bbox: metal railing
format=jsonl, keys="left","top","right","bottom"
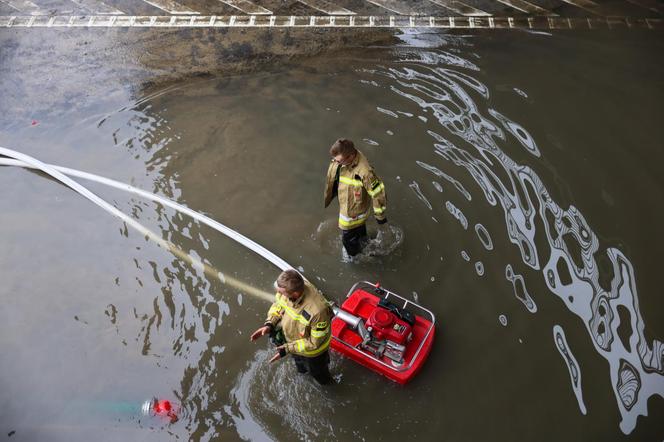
{"left": 0, "top": 15, "right": 661, "bottom": 29}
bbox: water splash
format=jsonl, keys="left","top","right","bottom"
{"left": 227, "top": 349, "right": 340, "bottom": 440}
{"left": 361, "top": 224, "right": 405, "bottom": 259}
{"left": 313, "top": 219, "right": 404, "bottom": 263}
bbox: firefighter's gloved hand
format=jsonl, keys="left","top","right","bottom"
{"left": 269, "top": 346, "right": 287, "bottom": 363}
{"left": 250, "top": 325, "right": 271, "bottom": 342}
{"left": 376, "top": 217, "right": 388, "bottom": 225}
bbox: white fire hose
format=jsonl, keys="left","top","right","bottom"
{"left": 0, "top": 147, "right": 357, "bottom": 322}
{"left": 0, "top": 146, "right": 293, "bottom": 302}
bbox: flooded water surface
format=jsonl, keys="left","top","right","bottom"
{"left": 1, "top": 30, "right": 663, "bottom": 440}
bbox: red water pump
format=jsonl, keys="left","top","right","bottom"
{"left": 331, "top": 282, "right": 435, "bottom": 384}
{"left": 362, "top": 298, "right": 414, "bottom": 364}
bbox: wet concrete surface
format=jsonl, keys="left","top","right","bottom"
{"left": 0, "top": 27, "right": 395, "bottom": 126}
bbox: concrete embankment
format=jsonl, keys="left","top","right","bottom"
{"left": 0, "top": 27, "right": 394, "bottom": 124}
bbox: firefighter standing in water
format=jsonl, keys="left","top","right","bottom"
{"left": 324, "top": 138, "right": 387, "bottom": 256}
{"left": 250, "top": 269, "right": 334, "bottom": 385}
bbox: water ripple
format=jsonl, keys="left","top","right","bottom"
{"left": 505, "top": 264, "right": 538, "bottom": 314}
{"left": 553, "top": 325, "right": 587, "bottom": 415}
{"left": 366, "top": 47, "right": 664, "bottom": 433}
{"left": 226, "top": 349, "right": 340, "bottom": 441}
{"left": 474, "top": 223, "right": 493, "bottom": 251}
{"left": 488, "top": 109, "right": 541, "bottom": 158}
{"left": 475, "top": 261, "right": 484, "bottom": 277}
{"left": 376, "top": 106, "right": 399, "bottom": 118}
{"left": 409, "top": 181, "right": 433, "bottom": 210}
{"left": 416, "top": 160, "right": 472, "bottom": 201}
{"left": 397, "top": 50, "right": 481, "bottom": 71}
{"left": 445, "top": 200, "right": 468, "bottom": 230}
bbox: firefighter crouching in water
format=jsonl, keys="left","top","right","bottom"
{"left": 250, "top": 269, "right": 334, "bottom": 385}
{"left": 324, "top": 138, "right": 387, "bottom": 257}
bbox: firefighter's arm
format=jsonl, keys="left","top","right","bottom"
{"left": 284, "top": 312, "right": 331, "bottom": 356}
{"left": 254, "top": 298, "right": 284, "bottom": 342}
{"left": 263, "top": 297, "right": 284, "bottom": 329}
{"left": 324, "top": 161, "right": 339, "bottom": 208}
{"left": 363, "top": 169, "right": 387, "bottom": 223}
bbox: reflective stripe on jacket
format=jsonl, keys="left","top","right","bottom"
{"left": 323, "top": 150, "right": 387, "bottom": 230}
{"left": 264, "top": 281, "right": 333, "bottom": 357}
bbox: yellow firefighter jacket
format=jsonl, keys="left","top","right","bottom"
{"left": 324, "top": 150, "right": 387, "bottom": 230}
{"left": 264, "top": 281, "right": 333, "bottom": 358}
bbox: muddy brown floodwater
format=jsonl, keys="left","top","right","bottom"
{"left": 1, "top": 28, "right": 663, "bottom": 441}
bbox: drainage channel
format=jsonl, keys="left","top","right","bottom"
{"left": 1, "top": 14, "right": 662, "bottom": 29}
